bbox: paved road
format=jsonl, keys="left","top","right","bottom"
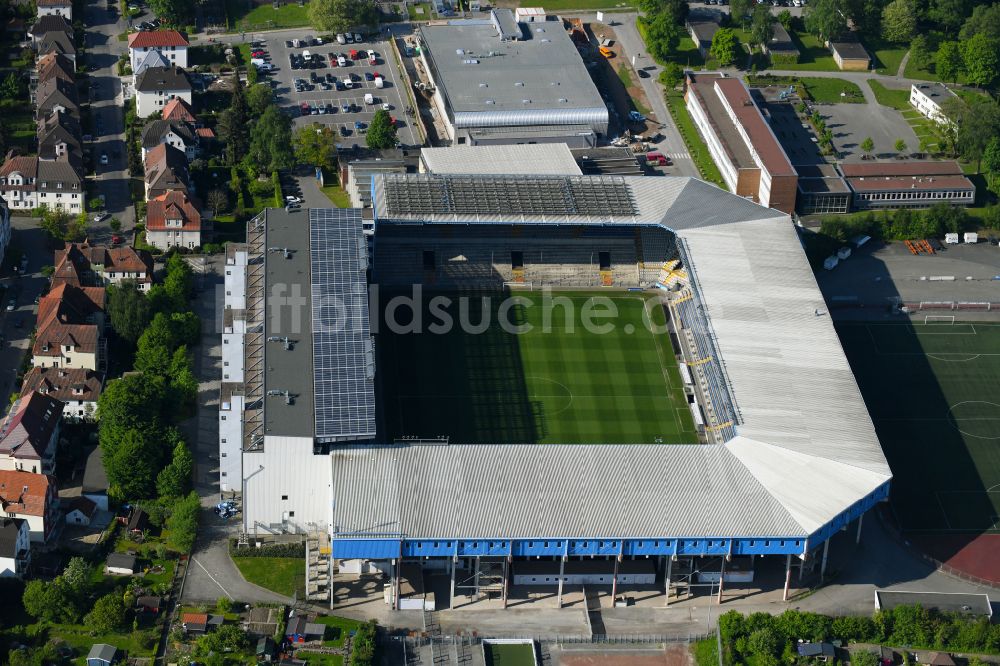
{"left": 83, "top": 0, "right": 135, "bottom": 234}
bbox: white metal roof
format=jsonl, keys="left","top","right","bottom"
{"left": 330, "top": 174, "right": 892, "bottom": 541}
{"left": 420, "top": 144, "right": 582, "bottom": 176}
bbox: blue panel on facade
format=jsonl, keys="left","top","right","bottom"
{"left": 402, "top": 541, "right": 457, "bottom": 557}
{"left": 567, "top": 540, "right": 621, "bottom": 556}
{"left": 332, "top": 539, "right": 399, "bottom": 559}
{"left": 457, "top": 540, "right": 510, "bottom": 557}
{"left": 623, "top": 540, "right": 677, "bottom": 556}
{"left": 808, "top": 481, "right": 890, "bottom": 548}
{"left": 512, "top": 540, "right": 567, "bottom": 557}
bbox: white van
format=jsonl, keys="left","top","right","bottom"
{"left": 364, "top": 93, "right": 375, "bottom": 104}
{"left": 374, "top": 76, "right": 384, "bottom": 88}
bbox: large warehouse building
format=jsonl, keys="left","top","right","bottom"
{"left": 221, "top": 159, "right": 890, "bottom": 608}
{"left": 417, "top": 10, "right": 609, "bottom": 147}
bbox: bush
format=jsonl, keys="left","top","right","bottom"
{"left": 229, "top": 540, "right": 306, "bottom": 558}
{"left": 770, "top": 52, "right": 800, "bottom": 65}
{"left": 350, "top": 620, "right": 377, "bottom": 666}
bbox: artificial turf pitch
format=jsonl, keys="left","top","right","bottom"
{"left": 377, "top": 290, "right": 695, "bottom": 445}
{"left": 836, "top": 321, "right": 1000, "bottom": 533}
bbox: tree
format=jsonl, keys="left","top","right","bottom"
{"left": 246, "top": 61, "right": 258, "bottom": 85}
{"left": 894, "top": 138, "right": 907, "bottom": 153}
{"left": 246, "top": 82, "right": 274, "bottom": 116}
{"left": 62, "top": 557, "right": 94, "bottom": 596}
{"left": 918, "top": 134, "right": 934, "bottom": 155}
{"left": 777, "top": 9, "right": 794, "bottom": 30}
{"left": 951, "top": 95, "right": 1000, "bottom": 169}
{"left": 147, "top": 0, "right": 195, "bottom": 24}
{"left": 218, "top": 75, "right": 250, "bottom": 165}
{"left": 960, "top": 3, "right": 1000, "bottom": 40}
{"left": 366, "top": 110, "right": 398, "bottom": 149}
{"left": 156, "top": 440, "right": 193, "bottom": 498}
{"left": 961, "top": 33, "right": 1000, "bottom": 87}
{"left": 22, "top": 578, "right": 80, "bottom": 623}
{"left": 853, "top": 653, "right": 880, "bottom": 666}
{"left": 861, "top": 136, "right": 875, "bottom": 158}
{"left": 983, "top": 136, "right": 1000, "bottom": 184}
{"left": 85, "top": 593, "right": 128, "bottom": 633}
{"left": 293, "top": 124, "right": 338, "bottom": 170}
{"left": 0, "top": 72, "right": 23, "bottom": 101}
{"left": 710, "top": 28, "right": 742, "bottom": 66}
{"left": 730, "top": 0, "right": 752, "bottom": 27}
{"left": 659, "top": 62, "right": 685, "bottom": 88}
{"left": 207, "top": 188, "right": 230, "bottom": 217}
{"left": 107, "top": 280, "right": 151, "bottom": 345}
{"left": 37, "top": 206, "right": 70, "bottom": 241}
{"left": 927, "top": 0, "right": 974, "bottom": 34}
{"left": 750, "top": 4, "right": 774, "bottom": 51}
{"left": 166, "top": 490, "right": 200, "bottom": 553}
{"left": 804, "top": 0, "right": 848, "bottom": 39}
{"left": 909, "top": 33, "right": 933, "bottom": 70}
{"left": 935, "top": 41, "right": 964, "bottom": 82}
{"left": 164, "top": 253, "right": 195, "bottom": 305}
{"left": 640, "top": 11, "right": 683, "bottom": 61}
{"left": 107, "top": 428, "right": 159, "bottom": 500}
{"left": 308, "top": 0, "right": 378, "bottom": 33}
{"left": 881, "top": 0, "right": 917, "bottom": 42}
{"left": 249, "top": 105, "right": 295, "bottom": 173}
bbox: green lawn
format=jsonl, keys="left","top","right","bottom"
{"left": 539, "top": 0, "right": 632, "bottom": 9}
{"left": 903, "top": 56, "right": 938, "bottom": 82}
{"left": 484, "top": 643, "right": 536, "bottom": 666}
{"left": 298, "top": 653, "right": 344, "bottom": 666}
{"left": 43, "top": 622, "right": 157, "bottom": 666}
{"left": 692, "top": 637, "right": 720, "bottom": 666}
{"left": 225, "top": 0, "right": 310, "bottom": 30}
{"left": 616, "top": 64, "right": 651, "bottom": 116}
{"left": 321, "top": 183, "right": 351, "bottom": 208}
{"left": 868, "top": 79, "right": 910, "bottom": 110}
{"left": 664, "top": 90, "right": 725, "bottom": 188}
{"left": 378, "top": 290, "right": 695, "bottom": 444}
{"left": 407, "top": 1, "right": 431, "bottom": 19}
{"left": 869, "top": 42, "right": 908, "bottom": 75}
{"left": 315, "top": 615, "right": 363, "bottom": 648}
{"left": 768, "top": 31, "right": 839, "bottom": 71}
{"left": 232, "top": 556, "right": 303, "bottom": 597}
{"left": 836, "top": 322, "right": 1000, "bottom": 533}
{"left": 799, "top": 77, "right": 864, "bottom": 103}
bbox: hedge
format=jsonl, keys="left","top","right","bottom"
{"left": 229, "top": 540, "right": 306, "bottom": 558}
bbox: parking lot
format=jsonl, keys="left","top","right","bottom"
{"left": 253, "top": 33, "right": 420, "bottom": 147}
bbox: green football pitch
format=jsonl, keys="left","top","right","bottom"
{"left": 377, "top": 290, "right": 695, "bottom": 444}
{"left": 836, "top": 321, "right": 1000, "bottom": 533}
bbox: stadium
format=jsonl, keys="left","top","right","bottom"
{"left": 221, "top": 168, "right": 892, "bottom": 608}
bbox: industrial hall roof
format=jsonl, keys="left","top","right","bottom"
{"left": 330, "top": 172, "right": 892, "bottom": 544}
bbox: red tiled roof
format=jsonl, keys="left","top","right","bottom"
{"left": 146, "top": 190, "right": 202, "bottom": 231}
{"left": 106, "top": 246, "right": 154, "bottom": 276}
{"left": 162, "top": 97, "right": 196, "bottom": 123}
{"left": 840, "top": 161, "right": 964, "bottom": 177}
{"left": 182, "top": 613, "right": 209, "bottom": 625}
{"left": 21, "top": 367, "right": 103, "bottom": 404}
{"left": 0, "top": 470, "right": 54, "bottom": 517}
{"left": 33, "top": 323, "right": 98, "bottom": 356}
{"left": 846, "top": 174, "right": 974, "bottom": 192}
{"left": 195, "top": 127, "right": 215, "bottom": 138}
{"left": 128, "top": 29, "right": 189, "bottom": 49}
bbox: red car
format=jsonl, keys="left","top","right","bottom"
{"left": 111, "top": 234, "right": 123, "bottom": 245}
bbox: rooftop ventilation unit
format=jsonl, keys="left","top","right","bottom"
{"left": 515, "top": 81, "right": 524, "bottom": 86}
{"left": 479, "top": 82, "right": 488, "bottom": 87}
{"left": 456, "top": 48, "right": 465, "bottom": 55}
{"left": 463, "top": 59, "right": 479, "bottom": 64}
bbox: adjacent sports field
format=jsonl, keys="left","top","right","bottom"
{"left": 377, "top": 290, "right": 695, "bottom": 444}
{"left": 836, "top": 321, "right": 1000, "bottom": 533}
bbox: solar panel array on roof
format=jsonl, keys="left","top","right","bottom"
{"left": 309, "top": 209, "right": 376, "bottom": 442}
{"left": 379, "top": 174, "right": 638, "bottom": 218}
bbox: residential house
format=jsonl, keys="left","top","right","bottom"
{"left": 52, "top": 242, "right": 154, "bottom": 291}
{"left": 33, "top": 283, "right": 106, "bottom": 371}
{"left": 763, "top": 22, "right": 800, "bottom": 64}
{"left": 21, "top": 367, "right": 103, "bottom": 421}
{"left": 829, "top": 38, "right": 870, "bottom": 70}
{"left": 909, "top": 83, "right": 958, "bottom": 125}
{"left": 145, "top": 190, "right": 202, "bottom": 250}
{"left": 0, "top": 158, "right": 85, "bottom": 212}
{"left": 256, "top": 637, "right": 277, "bottom": 662}
{"left": 37, "top": 111, "right": 82, "bottom": 162}
{"left": 161, "top": 97, "right": 197, "bottom": 124}
{"left": 797, "top": 643, "right": 836, "bottom": 659}
{"left": 182, "top": 613, "right": 223, "bottom": 634}
{"left": 134, "top": 66, "right": 192, "bottom": 118}
{"left": 33, "top": 52, "right": 75, "bottom": 99}
{"left": 132, "top": 48, "right": 170, "bottom": 81}
{"left": 135, "top": 595, "right": 162, "bottom": 614}
{"left": 28, "top": 14, "right": 71, "bottom": 45}
{"left": 82, "top": 446, "right": 108, "bottom": 510}
{"left": 127, "top": 30, "right": 189, "bottom": 70}
{"left": 105, "top": 552, "right": 137, "bottom": 575}
{"left": 35, "top": 27, "right": 76, "bottom": 64}
{"left": 0, "top": 517, "right": 30, "bottom": 577}
{"left": 0, "top": 469, "right": 59, "bottom": 542}
{"left": 922, "top": 655, "right": 956, "bottom": 666}
{"left": 36, "top": 0, "right": 73, "bottom": 19}
{"left": 684, "top": 9, "right": 721, "bottom": 59}
{"left": 35, "top": 76, "right": 79, "bottom": 120}
{"left": 144, "top": 143, "right": 190, "bottom": 198}
{"left": 65, "top": 495, "right": 97, "bottom": 525}
{"left": 141, "top": 119, "right": 198, "bottom": 161}
{"left": 0, "top": 390, "right": 64, "bottom": 474}
{"left": 86, "top": 645, "right": 119, "bottom": 666}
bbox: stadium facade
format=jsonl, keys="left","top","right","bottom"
{"left": 221, "top": 170, "right": 891, "bottom": 606}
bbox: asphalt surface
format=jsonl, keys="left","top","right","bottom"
{"left": 83, "top": 0, "right": 136, "bottom": 234}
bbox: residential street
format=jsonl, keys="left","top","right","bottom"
{"left": 83, "top": 0, "right": 135, "bottom": 235}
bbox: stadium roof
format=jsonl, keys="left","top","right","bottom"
{"left": 418, "top": 18, "right": 608, "bottom": 130}
{"left": 329, "top": 173, "right": 892, "bottom": 544}
{"left": 420, "top": 144, "right": 581, "bottom": 176}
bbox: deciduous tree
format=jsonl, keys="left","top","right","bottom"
{"left": 293, "top": 123, "right": 337, "bottom": 170}
{"left": 861, "top": 136, "right": 875, "bottom": 157}
{"left": 935, "top": 41, "right": 964, "bottom": 82}
{"left": 308, "top": 0, "right": 378, "bottom": 33}
{"left": 750, "top": 4, "right": 774, "bottom": 51}
{"left": 156, "top": 440, "right": 193, "bottom": 498}
{"left": 961, "top": 33, "right": 1000, "bottom": 87}
{"left": 881, "top": 0, "right": 917, "bottom": 42}
{"left": 249, "top": 105, "right": 295, "bottom": 172}
{"left": 709, "top": 28, "right": 742, "bottom": 66}
{"left": 960, "top": 2, "right": 1000, "bottom": 40}
{"left": 366, "top": 109, "right": 398, "bottom": 149}
{"left": 804, "top": 0, "right": 848, "bottom": 40}
{"left": 85, "top": 593, "right": 128, "bottom": 634}
{"left": 107, "top": 280, "right": 151, "bottom": 345}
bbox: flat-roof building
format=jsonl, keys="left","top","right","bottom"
{"left": 417, "top": 10, "right": 608, "bottom": 148}
{"left": 795, "top": 164, "right": 851, "bottom": 215}
{"left": 841, "top": 161, "right": 975, "bottom": 210}
{"left": 909, "top": 83, "right": 958, "bottom": 125}
{"left": 685, "top": 72, "right": 798, "bottom": 213}
{"left": 830, "top": 38, "right": 870, "bottom": 71}
{"left": 764, "top": 23, "right": 800, "bottom": 63}
{"left": 685, "top": 9, "right": 721, "bottom": 58}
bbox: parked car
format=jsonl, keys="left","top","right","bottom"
{"left": 364, "top": 71, "right": 375, "bottom": 81}
{"left": 94, "top": 212, "right": 110, "bottom": 222}
{"left": 382, "top": 102, "right": 391, "bottom": 111}
{"left": 111, "top": 234, "right": 123, "bottom": 245}
{"left": 354, "top": 33, "right": 363, "bottom": 42}
{"left": 300, "top": 103, "right": 311, "bottom": 116}
{"left": 100, "top": 152, "right": 109, "bottom": 165}
{"left": 336, "top": 33, "right": 346, "bottom": 44}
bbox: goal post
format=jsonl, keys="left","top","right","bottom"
{"left": 924, "top": 315, "right": 956, "bottom": 325}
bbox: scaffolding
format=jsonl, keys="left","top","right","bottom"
{"left": 243, "top": 211, "right": 267, "bottom": 453}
